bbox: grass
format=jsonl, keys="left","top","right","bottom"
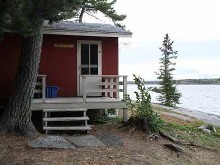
{"left": 125, "top": 103, "right": 220, "bottom": 151}
{"left": 161, "top": 119, "right": 220, "bottom": 151}
{"left": 150, "top": 105, "right": 220, "bottom": 150}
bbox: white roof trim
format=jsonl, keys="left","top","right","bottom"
{"left": 43, "top": 29, "right": 132, "bottom": 38}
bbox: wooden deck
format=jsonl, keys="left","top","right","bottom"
{"left": 32, "top": 75, "right": 129, "bottom": 125}
{"left": 32, "top": 97, "right": 127, "bottom": 111}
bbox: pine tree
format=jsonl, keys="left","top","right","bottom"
{"left": 0, "top": 0, "right": 83, "bottom": 136}
{"left": 156, "top": 34, "right": 181, "bottom": 107}
{"left": 77, "top": 0, "right": 126, "bottom": 27}
{"left": 0, "top": 0, "right": 124, "bottom": 135}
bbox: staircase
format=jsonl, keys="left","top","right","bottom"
{"left": 43, "top": 108, "right": 91, "bottom": 134}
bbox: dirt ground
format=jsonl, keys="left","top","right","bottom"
{"left": 0, "top": 122, "right": 220, "bottom": 165}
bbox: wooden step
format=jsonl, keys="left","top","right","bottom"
{"left": 43, "top": 108, "right": 87, "bottom": 112}
{"left": 43, "top": 126, "right": 91, "bottom": 131}
{"left": 35, "top": 82, "right": 42, "bottom": 86}
{"left": 43, "top": 117, "right": 89, "bottom": 122}
{"left": 34, "top": 89, "right": 42, "bottom": 94}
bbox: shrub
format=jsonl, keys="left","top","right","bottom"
{"left": 124, "top": 74, "right": 163, "bottom": 133}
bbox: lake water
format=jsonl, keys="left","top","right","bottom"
{"left": 127, "top": 84, "right": 220, "bottom": 116}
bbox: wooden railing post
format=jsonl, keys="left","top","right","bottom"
{"left": 116, "top": 77, "right": 119, "bottom": 99}
{"left": 123, "top": 76, "right": 128, "bottom": 99}
{"left": 104, "top": 78, "right": 108, "bottom": 97}
{"left": 35, "top": 75, "right": 46, "bottom": 103}
{"left": 42, "top": 75, "right": 46, "bottom": 103}
{"left": 122, "top": 76, "right": 128, "bottom": 122}
{"left": 82, "top": 76, "right": 87, "bottom": 102}
{"left": 110, "top": 78, "right": 114, "bottom": 98}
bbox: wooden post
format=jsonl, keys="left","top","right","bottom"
{"left": 42, "top": 75, "right": 46, "bottom": 103}
{"left": 123, "top": 76, "right": 128, "bottom": 122}
{"left": 123, "top": 76, "right": 128, "bottom": 99}
{"left": 43, "top": 110, "right": 48, "bottom": 134}
{"left": 123, "top": 108, "right": 128, "bottom": 122}
{"left": 110, "top": 78, "right": 114, "bottom": 98}
{"left": 82, "top": 76, "right": 87, "bottom": 102}
{"left": 116, "top": 77, "right": 119, "bottom": 99}
{"left": 104, "top": 78, "right": 108, "bottom": 97}
{"left": 83, "top": 110, "right": 88, "bottom": 126}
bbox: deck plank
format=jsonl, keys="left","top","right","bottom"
{"left": 43, "top": 108, "right": 86, "bottom": 112}
{"left": 43, "top": 117, "right": 89, "bottom": 121}
{"left": 32, "top": 97, "right": 127, "bottom": 111}
{"left": 43, "top": 126, "right": 91, "bottom": 131}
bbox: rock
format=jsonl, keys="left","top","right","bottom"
{"left": 202, "top": 129, "right": 212, "bottom": 135}
{"left": 67, "top": 135, "right": 105, "bottom": 148}
{"left": 28, "top": 136, "right": 76, "bottom": 149}
{"left": 198, "top": 125, "right": 216, "bottom": 134}
{"left": 96, "top": 133, "right": 124, "bottom": 146}
{"left": 206, "top": 125, "right": 217, "bottom": 133}
{"left": 198, "top": 125, "right": 206, "bottom": 129}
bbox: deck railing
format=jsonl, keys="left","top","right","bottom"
{"left": 34, "top": 75, "right": 128, "bottom": 103}
{"left": 35, "top": 75, "right": 46, "bottom": 103}
{"left": 81, "top": 75, "right": 128, "bottom": 102}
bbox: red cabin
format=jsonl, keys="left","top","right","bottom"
{"left": 0, "top": 21, "right": 132, "bottom": 132}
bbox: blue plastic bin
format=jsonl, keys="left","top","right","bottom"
{"left": 46, "top": 86, "right": 60, "bottom": 98}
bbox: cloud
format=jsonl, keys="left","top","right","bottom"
{"left": 81, "top": 0, "right": 220, "bottom": 80}
{"left": 119, "top": 62, "right": 159, "bottom": 81}
{"left": 115, "top": 0, "right": 220, "bottom": 41}
{"left": 119, "top": 43, "right": 220, "bottom": 80}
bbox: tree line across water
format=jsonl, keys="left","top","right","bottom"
{"left": 128, "top": 78, "right": 220, "bottom": 85}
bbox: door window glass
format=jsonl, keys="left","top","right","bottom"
{"left": 81, "top": 44, "right": 89, "bottom": 65}
{"left": 90, "top": 44, "right": 98, "bottom": 65}
{"left": 80, "top": 43, "right": 99, "bottom": 75}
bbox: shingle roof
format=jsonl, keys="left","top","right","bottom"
{"left": 44, "top": 21, "right": 132, "bottom": 37}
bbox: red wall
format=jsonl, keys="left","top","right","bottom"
{"left": 39, "top": 35, "right": 77, "bottom": 97}
{"left": 102, "top": 37, "right": 118, "bottom": 75}
{"left": 0, "top": 34, "right": 118, "bottom": 99}
{"left": 0, "top": 34, "right": 22, "bottom": 101}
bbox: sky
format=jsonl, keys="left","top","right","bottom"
{"left": 86, "top": 0, "right": 220, "bottom": 81}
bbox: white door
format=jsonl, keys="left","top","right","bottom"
{"left": 77, "top": 41, "right": 102, "bottom": 96}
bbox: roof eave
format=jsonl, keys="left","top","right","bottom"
{"left": 43, "top": 29, "right": 132, "bottom": 38}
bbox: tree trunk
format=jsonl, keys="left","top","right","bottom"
{"left": 0, "top": 23, "right": 44, "bottom": 136}
{"left": 79, "top": 0, "right": 87, "bottom": 22}
{"left": 79, "top": 6, "right": 85, "bottom": 22}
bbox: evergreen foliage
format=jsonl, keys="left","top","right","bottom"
{"left": 76, "top": 0, "right": 126, "bottom": 27}
{"left": 0, "top": 0, "right": 81, "bottom": 36}
{"left": 0, "top": 0, "right": 126, "bottom": 35}
{"left": 156, "top": 34, "right": 181, "bottom": 107}
{"left": 124, "top": 75, "right": 163, "bottom": 133}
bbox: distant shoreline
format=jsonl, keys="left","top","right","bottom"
{"left": 128, "top": 78, "right": 220, "bottom": 85}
